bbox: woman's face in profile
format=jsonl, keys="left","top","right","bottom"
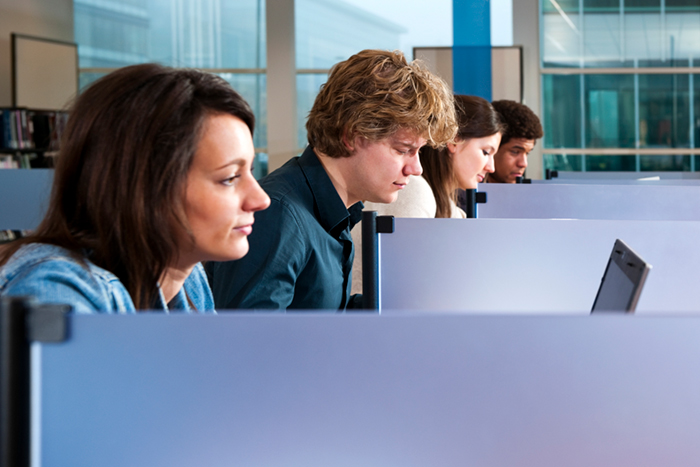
{"left": 449, "top": 132, "right": 501, "bottom": 190}
{"left": 180, "top": 114, "right": 270, "bottom": 267}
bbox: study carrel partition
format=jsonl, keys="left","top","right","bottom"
{"left": 7, "top": 305, "right": 700, "bottom": 467}
{"left": 378, "top": 218, "right": 700, "bottom": 312}
{"left": 477, "top": 183, "right": 700, "bottom": 220}
{"left": 0, "top": 169, "right": 53, "bottom": 230}
{"left": 550, "top": 170, "right": 700, "bottom": 181}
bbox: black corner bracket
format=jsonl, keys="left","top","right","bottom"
{"left": 26, "top": 304, "right": 71, "bottom": 343}
{"left": 376, "top": 215, "right": 395, "bottom": 234}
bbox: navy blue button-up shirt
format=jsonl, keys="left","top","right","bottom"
{"left": 206, "top": 146, "right": 364, "bottom": 310}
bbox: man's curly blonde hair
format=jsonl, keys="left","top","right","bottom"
{"left": 306, "top": 49, "right": 457, "bottom": 158}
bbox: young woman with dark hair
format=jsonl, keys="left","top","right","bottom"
{"left": 0, "top": 64, "right": 270, "bottom": 312}
{"left": 419, "top": 94, "right": 505, "bottom": 218}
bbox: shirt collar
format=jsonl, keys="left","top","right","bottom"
{"left": 154, "top": 283, "right": 189, "bottom": 312}
{"left": 298, "top": 146, "right": 363, "bottom": 236}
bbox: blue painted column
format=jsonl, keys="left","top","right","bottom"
{"left": 453, "top": 0, "right": 492, "bottom": 100}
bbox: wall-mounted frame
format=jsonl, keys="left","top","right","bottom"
{"left": 11, "top": 33, "right": 78, "bottom": 110}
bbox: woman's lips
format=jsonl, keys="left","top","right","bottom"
{"left": 234, "top": 224, "right": 253, "bottom": 235}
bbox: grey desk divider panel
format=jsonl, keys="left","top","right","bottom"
{"left": 33, "top": 313, "right": 700, "bottom": 466}
{"left": 0, "top": 169, "right": 53, "bottom": 230}
{"left": 379, "top": 218, "right": 700, "bottom": 312}
{"left": 534, "top": 179, "right": 700, "bottom": 186}
{"left": 477, "top": 183, "right": 700, "bottom": 220}
{"left": 553, "top": 170, "right": 700, "bottom": 180}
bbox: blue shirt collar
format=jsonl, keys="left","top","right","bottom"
{"left": 297, "top": 146, "right": 363, "bottom": 237}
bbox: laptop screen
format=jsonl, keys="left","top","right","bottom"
{"left": 591, "top": 239, "right": 651, "bottom": 313}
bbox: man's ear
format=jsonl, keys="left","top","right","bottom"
{"left": 342, "top": 132, "right": 355, "bottom": 153}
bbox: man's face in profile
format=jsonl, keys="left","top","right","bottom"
{"left": 490, "top": 137, "right": 536, "bottom": 183}
{"left": 343, "top": 129, "right": 426, "bottom": 205}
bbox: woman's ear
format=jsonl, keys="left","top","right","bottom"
{"left": 446, "top": 141, "right": 458, "bottom": 155}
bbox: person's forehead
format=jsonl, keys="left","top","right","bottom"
{"left": 505, "top": 138, "right": 535, "bottom": 151}
{"left": 387, "top": 128, "right": 426, "bottom": 145}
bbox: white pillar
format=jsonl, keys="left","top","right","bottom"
{"left": 513, "top": 0, "right": 543, "bottom": 180}
{"left": 266, "top": 0, "right": 298, "bottom": 172}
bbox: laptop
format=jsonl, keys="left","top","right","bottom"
{"left": 591, "top": 239, "right": 652, "bottom": 313}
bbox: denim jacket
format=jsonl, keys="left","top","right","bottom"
{"left": 0, "top": 243, "right": 215, "bottom": 314}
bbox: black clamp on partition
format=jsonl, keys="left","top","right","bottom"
{"left": 545, "top": 169, "right": 559, "bottom": 180}
{"left": 376, "top": 215, "right": 395, "bottom": 234}
{"left": 515, "top": 176, "right": 532, "bottom": 184}
{"left": 464, "top": 189, "right": 488, "bottom": 218}
{"left": 361, "top": 212, "right": 394, "bottom": 310}
{"left": 1, "top": 296, "right": 70, "bottom": 467}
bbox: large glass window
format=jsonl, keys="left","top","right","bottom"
{"left": 74, "top": 0, "right": 267, "bottom": 168}
{"left": 542, "top": 1, "right": 700, "bottom": 173}
{"left": 543, "top": 0, "right": 700, "bottom": 69}
{"left": 75, "top": 0, "right": 265, "bottom": 69}
{"left": 76, "top": 0, "right": 453, "bottom": 172}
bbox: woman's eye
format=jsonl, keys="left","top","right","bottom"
{"left": 222, "top": 175, "right": 241, "bottom": 186}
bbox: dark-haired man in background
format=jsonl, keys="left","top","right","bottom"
{"left": 486, "top": 100, "right": 543, "bottom": 183}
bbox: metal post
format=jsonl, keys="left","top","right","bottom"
{"left": 361, "top": 211, "right": 378, "bottom": 310}
{"left": 464, "top": 189, "right": 477, "bottom": 218}
{"left": 1, "top": 296, "right": 32, "bottom": 467}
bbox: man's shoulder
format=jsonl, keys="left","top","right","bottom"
{"left": 259, "top": 158, "right": 317, "bottom": 216}
{"left": 259, "top": 157, "right": 305, "bottom": 199}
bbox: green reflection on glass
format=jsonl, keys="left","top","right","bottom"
{"left": 543, "top": 154, "right": 583, "bottom": 172}
{"left": 638, "top": 74, "right": 690, "bottom": 149}
{"left": 639, "top": 155, "right": 691, "bottom": 171}
{"left": 543, "top": 74, "right": 582, "bottom": 149}
{"left": 585, "top": 75, "right": 636, "bottom": 149}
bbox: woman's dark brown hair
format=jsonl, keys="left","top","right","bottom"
{"left": 420, "top": 95, "right": 505, "bottom": 218}
{"left": 0, "top": 64, "right": 255, "bottom": 309}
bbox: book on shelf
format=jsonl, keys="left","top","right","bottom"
{"left": 0, "top": 108, "right": 68, "bottom": 153}
{"left": 0, "top": 229, "right": 31, "bottom": 243}
{"left": 0, "top": 154, "right": 19, "bottom": 168}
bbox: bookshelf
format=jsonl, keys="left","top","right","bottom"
{"left": 0, "top": 108, "right": 68, "bottom": 168}
{"left": 0, "top": 108, "right": 64, "bottom": 240}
